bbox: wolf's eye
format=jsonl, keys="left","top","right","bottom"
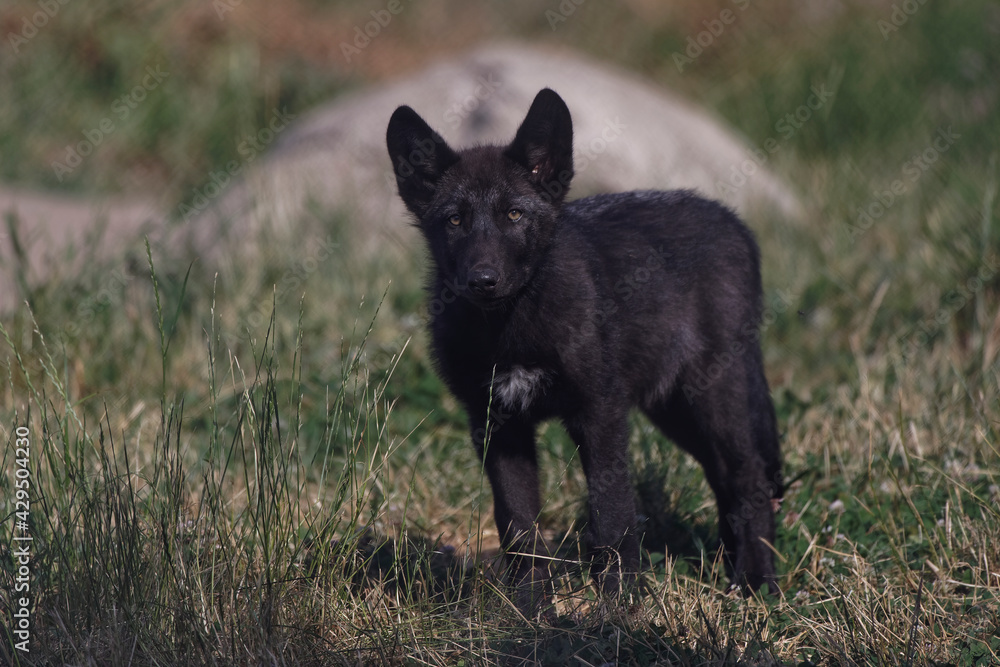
{"left": 448, "top": 214, "right": 461, "bottom": 226}
{"left": 507, "top": 209, "right": 523, "bottom": 221}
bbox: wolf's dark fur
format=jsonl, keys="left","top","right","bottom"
{"left": 386, "top": 89, "right": 782, "bottom": 611}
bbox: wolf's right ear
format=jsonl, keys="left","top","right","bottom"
{"left": 386, "top": 106, "right": 459, "bottom": 217}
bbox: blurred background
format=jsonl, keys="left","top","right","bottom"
{"left": 2, "top": 0, "right": 998, "bottom": 393}
{"left": 3, "top": 0, "right": 995, "bottom": 199}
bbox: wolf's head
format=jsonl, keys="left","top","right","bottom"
{"left": 386, "top": 89, "right": 574, "bottom": 308}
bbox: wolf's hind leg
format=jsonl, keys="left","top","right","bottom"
{"left": 643, "top": 366, "right": 779, "bottom": 593}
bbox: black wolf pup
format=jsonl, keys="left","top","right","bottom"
{"left": 386, "top": 88, "right": 783, "bottom": 611}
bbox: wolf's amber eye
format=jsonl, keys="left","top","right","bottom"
{"left": 448, "top": 214, "right": 461, "bottom": 226}
{"left": 507, "top": 209, "right": 523, "bottom": 221}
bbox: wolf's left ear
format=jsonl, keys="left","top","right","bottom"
{"left": 386, "top": 106, "right": 460, "bottom": 217}
{"left": 504, "top": 88, "right": 574, "bottom": 204}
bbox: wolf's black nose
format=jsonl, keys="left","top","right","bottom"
{"left": 468, "top": 268, "right": 499, "bottom": 295}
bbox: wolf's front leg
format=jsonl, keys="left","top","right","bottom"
{"left": 566, "top": 408, "right": 640, "bottom": 597}
{"left": 473, "top": 417, "right": 550, "bottom": 615}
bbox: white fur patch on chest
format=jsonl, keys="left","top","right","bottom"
{"left": 491, "top": 366, "right": 549, "bottom": 412}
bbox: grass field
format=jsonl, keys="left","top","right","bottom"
{"left": 2, "top": 0, "right": 1000, "bottom": 664}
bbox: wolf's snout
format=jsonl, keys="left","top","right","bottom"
{"left": 467, "top": 267, "right": 500, "bottom": 296}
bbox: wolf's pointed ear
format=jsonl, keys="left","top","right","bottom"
{"left": 386, "top": 106, "right": 460, "bottom": 217}
{"left": 504, "top": 88, "right": 574, "bottom": 204}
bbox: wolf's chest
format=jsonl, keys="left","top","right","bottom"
{"left": 490, "top": 366, "right": 551, "bottom": 412}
